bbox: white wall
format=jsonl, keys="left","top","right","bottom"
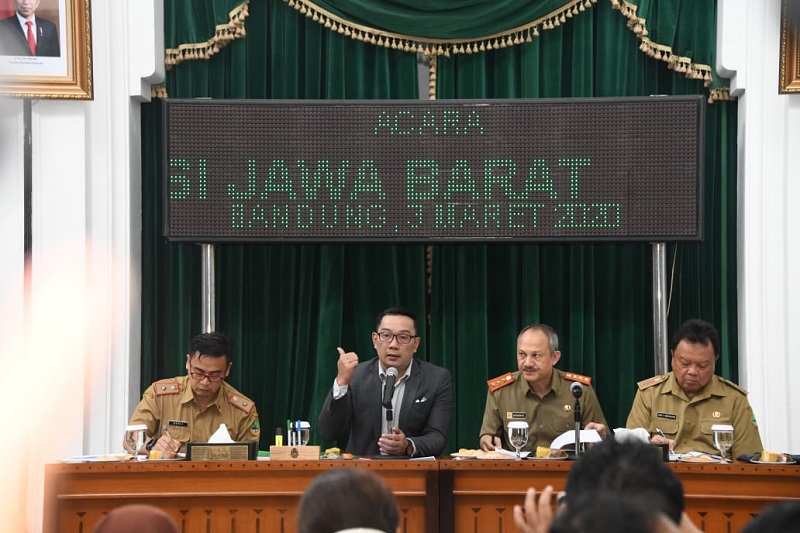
{"left": 718, "top": 0, "right": 800, "bottom": 453}
{"left": 0, "top": 1, "right": 162, "bottom": 530}
{"left": 0, "top": 0, "right": 796, "bottom": 530}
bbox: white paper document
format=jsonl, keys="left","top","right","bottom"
{"left": 550, "top": 429, "right": 602, "bottom": 450}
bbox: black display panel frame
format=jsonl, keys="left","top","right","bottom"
{"left": 163, "top": 96, "right": 704, "bottom": 243}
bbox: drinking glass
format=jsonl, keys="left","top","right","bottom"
{"left": 298, "top": 421, "right": 311, "bottom": 446}
{"left": 507, "top": 421, "right": 529, "bottom": 460}
{"left": 123, "top": 424, "right": 147, "bottom": 459}
{"left": 711, "top": 424, "right": 734, "bottom": 463}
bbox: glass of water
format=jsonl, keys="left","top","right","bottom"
{"left": 507, "top": 421, "right": 529, "bottom": 460}
{"left": 123, "top": 424, "right": 147, "bottom": 459}
{"left": 298, "top": 421, "right": 311, "bottom": 446}
{"left": 711, "top": 424, "right": 734, "bottom": 463}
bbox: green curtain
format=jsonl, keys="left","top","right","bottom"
{"left": 143, "top": 0, "right": 422, "bottom": 450}
{"left": 142, "top": 0, "right": 736, "bottom": 452}
{"left": 432, "top": 0, "right": 737, "bottom": 449}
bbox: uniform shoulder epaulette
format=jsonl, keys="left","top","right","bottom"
{"left": 228, "top": 393, "right": 256, "bottom": 414}
{"left": 719, "top": 377, "right": 748, "bottom": 395}
{"left": 487, "top": 372, "right": 516, "bottom": 393}
{"left": 563, "top": 372, "right": 592, "bottom": 386}
{"left": 637, "top": 374, "right": 668, "bottom": 390}
{"left": 153, "top": 379, "right": 181, "bottom": 396}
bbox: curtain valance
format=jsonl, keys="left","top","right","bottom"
{"left": 163, "top": 0, "right": 728, "bottom": 99}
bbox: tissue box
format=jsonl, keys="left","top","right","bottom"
{"left": 186, "top": 441, "right": 258, "bottom": 461}
{"left": 269, "top": 445, "right": 321, "bottom": 460}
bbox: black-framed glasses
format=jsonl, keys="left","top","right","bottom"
{"left": 377, "top": 332, "right": 419, "bottom": 345}
{"left": 189, "top": 369, "right": 225, "bottom": 383}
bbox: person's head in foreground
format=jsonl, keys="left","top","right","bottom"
{"left": 550, "top": 492, "right": 679, "bottom": 533}
{"left": 563, "top": 438, "right": 685, "bottom": 525}
{"left": 93, "top": 504, "right": 179, "bottom": 533}
{"left": 297, "top": 468, "right": 399, "bottom": 533}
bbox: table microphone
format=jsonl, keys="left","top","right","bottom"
{"left": 571, "top": 381, "right": 583, "bottom": 456}
{"left": 383, "top": 367, "right": 398, "bottom": 409}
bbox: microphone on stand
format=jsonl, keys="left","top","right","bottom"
{"left": 571, "top": 382, "right": 584, "bottom": 457}
{"left": 382, "top": 367, "right": 398, "bottom": 409}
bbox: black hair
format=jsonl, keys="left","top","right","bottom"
{"left": 563, "top": 439, "right": 685, "bottom": 525}
{"left": 551, "top": 492, "right": 672, "bottom": 533}
{"left": 296, "top": 468, "right": 399, "bottom": 533}
{"left": 670, "top": 319, "right": 720, "bottom": 357}
{"left": 188, "top": 332, "right": 233, "bottom": 363}
{"left": 375, "top": 306, "right": 419, "bottom": 334}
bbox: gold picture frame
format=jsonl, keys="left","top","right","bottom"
{"left": 780, "top": 0, "right": 800, "bottom": 93}
{"left": 0, "top": 0, "right": 92, "bottom": 99}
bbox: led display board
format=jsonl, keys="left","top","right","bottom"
{"left": 163, "top": 96, "right": 704, "bottom": 242}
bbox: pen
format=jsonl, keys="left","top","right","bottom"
{"left": 655, "top": 428, "right": 666, "bottom": 439}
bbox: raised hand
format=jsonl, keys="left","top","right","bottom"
{"left": 336, "top": 346, "right": 359, "bottom": 387}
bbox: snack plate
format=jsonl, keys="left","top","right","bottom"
{"left": 528, "top": 454, "right": 569, "bottom": 460}
{"left": 451, "top": 451, "right": 531, "bottom": 459}
{"left": 64, "top": 453, "right": 134, "bottom": 463}
{"left": 678, "top": 454, "right": 718, "bottom": 463}
{"left": 750, "top": 456, "right": 796, "bottom": 465}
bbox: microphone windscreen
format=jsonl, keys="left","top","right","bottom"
{"left": 570, "top": 381, "right": 584, "bottom": 397}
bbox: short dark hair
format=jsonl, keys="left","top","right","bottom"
{"left": 670, "top": 319, "right": 720, "bottom": 357}
{"left": 563, "top": 439, "right": 685, "bottom": 525}
{"left": 741, "top": 501, "right": 800, "bottom": 533}
{"left": 375, "top": 306, "right": 419, "bottom": 334}
{"left": 188, "top": 332, "right": 233, "bottom": 363}
{"left": 551, "top": 492, "right": 671, "bottom": 533}
{"left": 296, "top": 468, "right": 399, "bottom": 533}
{"left": 517, "top": 323, "right": 559, "bottom": 352}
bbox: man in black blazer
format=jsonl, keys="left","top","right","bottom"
{"left": 318, "top": 306, "right": 453, "bottom": 457}
{"left": 0, "top": 0, "right": 60, "bottom": 57}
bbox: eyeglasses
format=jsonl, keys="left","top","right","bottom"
{"left": 377, "top": 332, "right": 419, "bottom": 345}
{"left": 189, "top": 369, "right": 225, "bottom": 383}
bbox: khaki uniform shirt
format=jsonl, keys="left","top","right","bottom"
{"left": 625, "top": 372, "right": 763, "bottom": 457}
{"left": 129, "top": 375, "right": 261, "bottom": 452}
{"left": 479, "top": 370, "right": 608, "bottom": 452}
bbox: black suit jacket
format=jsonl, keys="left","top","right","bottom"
{"left": 0, "top": 15, "right": 60, "bottom": 57}
{"left": 318, "top": 357, "right": 452, "bottom": 457}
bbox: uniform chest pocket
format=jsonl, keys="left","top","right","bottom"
{"left": 700, "top": 418, "right": 733, "bottom": 437}
{"left": 164, "top": 422, "right": 191, "bottom": 443}
{"left": 544, "top": 409, "right": 574, "bottom": 434}
{"left": 655, "top": 419, "right": 679, "bottom": 436}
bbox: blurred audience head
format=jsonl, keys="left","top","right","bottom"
{"left": 297, "top": 468, "right": 399, "bottom": 533}
{"left": 741, "top": 501, "right": 800, "bottom": 533}
{"left": 550, "top": 492, "right": 678, "bottom": 533}
{"left": 563, "top": 438, "right": 685, "bottom": 525}
{"left": 93, "top": 504, "right": 179, "bottom": 533}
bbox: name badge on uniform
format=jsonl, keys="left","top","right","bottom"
{"left": 168, "top": 420, "right": 189, "bottom": 427}
{"left": 507, "top": 412, "right": 526, "bottom": 420}
{"left": 656, "top": 412, "right": 677, "bottom": 420}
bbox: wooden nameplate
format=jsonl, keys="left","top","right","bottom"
{"left": 269, "top": 445, "right": 321, "bottom": 460}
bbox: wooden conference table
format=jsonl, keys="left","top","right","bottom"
{"left": 44, "top": 457, "right": 800, "bottom": 533}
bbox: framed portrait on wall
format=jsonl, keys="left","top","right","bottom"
{"left": 780, "top": 0, "right": 800, "bottom": 93}
{"left": 0, "top": 0, "right": 92, "bottom": 99}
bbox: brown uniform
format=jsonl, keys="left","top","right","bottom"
{"left": 625, "top": 372, "right": 763, "bottom": 457}
{"left": 480, "top": 369, "right": 608, "bottom": 452}
{"left": 129, "top": 375, "right": 260, "bottom": 452}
